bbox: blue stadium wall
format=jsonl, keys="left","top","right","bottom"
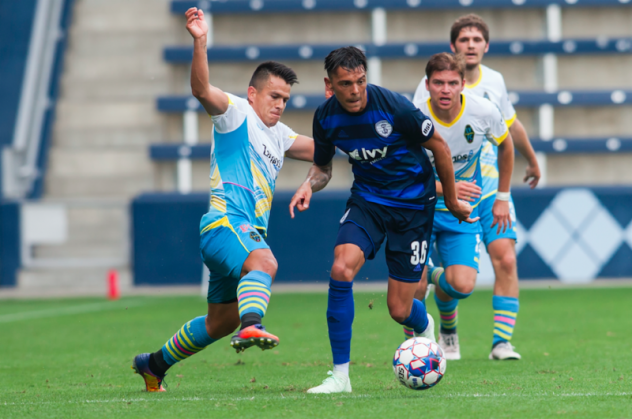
{"left": 132, "top": 187, "right": 632, "bottom": 285}
{"left": 0, "top": 201, "right": 21, "bottom": 287}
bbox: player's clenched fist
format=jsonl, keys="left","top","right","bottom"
{"left": 446, "top": 199, "right": 478, "bottom": 225}
{"left": 289, "top": 183, "right": 313, "bottom": 219}
{"left": 185, "top": 8, "right": 208, "bottom": 39}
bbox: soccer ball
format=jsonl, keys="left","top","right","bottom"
{"left": 393, "top": 337, "right": 446, "bottom": 390}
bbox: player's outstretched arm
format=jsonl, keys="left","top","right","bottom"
{"left": 288, "top": 161, "right": 332, "bottom": 218}
{"left": 285, "top": 135, "right": 315, "bottom": 162}
{"left": 491, "top": 132, "right": 515, "bottom": 234}
{"left": 510, "top": 119, "right": 540, "bottom": 188}
{"left": 186, "top": 8, "right": 228, "bottom": 116}
{"left": 423, "top": 132, "right": 478, "bottom": 224}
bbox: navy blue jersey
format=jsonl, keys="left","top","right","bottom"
{"left": 314, "top": 84, "right": 436, "bottom": 210}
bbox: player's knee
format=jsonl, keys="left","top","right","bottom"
{"left": 387, "top": 303, "right": 409, "bottom": 323}
{"left": 330, "top": 260, "right": 355, "bottom": 282}
{"left": 247, "top": 252, "right": 278, "bottom": 277}
{"left": 492, "top": 249, "right": 516, "bottom": 276}
{"left": 449, "top": 275, "right": 476, "bottom": 296}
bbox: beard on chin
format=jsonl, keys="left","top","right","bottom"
{"left": 465, "top": 62, "right": 479, "bottom": 71}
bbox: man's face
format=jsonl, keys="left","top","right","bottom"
{"left": 426, "top": 70, "right": 465, "bottom": 112}
{"left": 248, "top": 75, "right": 291, "bottom": 127}
{"left": 451, "top": 26, "right": 489, "bottom": 69}
{"left": 325, "top": 66, "right": 367, "bottom": 113}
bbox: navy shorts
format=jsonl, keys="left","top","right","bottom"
{"left": 335, "top": 195, "right": 435, "bottom": 282}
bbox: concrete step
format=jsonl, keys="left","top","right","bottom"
{"left": 33, "top": 243, "right": 125, "bottom": 259}
{"left": 47, "top": 147, "right": 152, "bottom": 177}
{"left": 53, "top": 126, "right": 163, "bottom": 148}
{"left": 18, "top": 267, "right": 132, "bottom": 295}
{"left": 44, "top": 176, "right": 153, "bottom": 199}
{"left": 67, "top": 33, "right": 177, "bottom": 56}
{"left": 59, "top": 79, "right": 171, "bottom": 101}
{"left": 71, "top": 0, "right": 176, "bottom": 34}
{"left": 63, "top": 53, "right": 170, "bottom": 81}
{"left": 54, "top": 101, "right": 161, "bottom": 131}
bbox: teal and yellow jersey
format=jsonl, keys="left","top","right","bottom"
{"left": 416, "top": 93, "right": 508, "bottom": 232}
{"left": 199, "top": 93, "right": 298, "bottom": 238}
{"left": 413, "top": 64, "right": 516, "bottom": 198}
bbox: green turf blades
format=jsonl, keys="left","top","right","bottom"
{"left": 1, "top": 289, "right": 632, "bottom": 418}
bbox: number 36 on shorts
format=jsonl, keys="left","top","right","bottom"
{"left": 410, "top": 240, "right": 428, "bottom": 265}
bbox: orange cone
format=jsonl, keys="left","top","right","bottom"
{"left": 108, "top": 269, "right": 120, "bottom": 300}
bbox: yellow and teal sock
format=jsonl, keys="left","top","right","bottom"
{"left": 434, "top": 293, "right": 458, "bottom": 334}
{"left": 492, "top": 295, "right": 519, "bottom": 346}
{"left": 150, "top": 315, "right": 217, "bottom": 375}
{"left": 237, "top": 271, "right": 272, "bottom": 328}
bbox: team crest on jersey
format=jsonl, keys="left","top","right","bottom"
{"left": 464, "top": 125, "right": 475, "bottom": 143}
{"left": 249, "top": 231, "right": 262, "bottom": 242}
{"left": 375, "top": 120, "right": 393, "bottom": 138}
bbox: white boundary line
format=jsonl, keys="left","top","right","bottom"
{"left": 2, "top": 392, "right": 632, "bottom": 407}
{"left": 0, "top": 300, "right": 145, "bottom": 323}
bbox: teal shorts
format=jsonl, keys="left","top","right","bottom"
{"left": 478, "top": 193, "right": 517, "bottom": 247}
{"left": 429, "top": 212, "right": 481, "bottom": 270}
{"left": 199, "top": 215, "right": 269, "bottom": 304}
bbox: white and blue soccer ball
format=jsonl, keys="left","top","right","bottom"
{"left": 393, "top": 337, "right": 446, "bottom": 390}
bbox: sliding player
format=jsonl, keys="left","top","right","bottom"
{"left": 131, "top": 8, "right": 314, "bottom": 392}
{"left": 412, "top": 14, "right": 540, "bottom": 361}
{"left": 289, "top": 46, "right": 476, "bottom": 394}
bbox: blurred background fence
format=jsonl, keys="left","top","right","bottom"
{"left": 2, "top": 0, "right": 632, "bottom": 294}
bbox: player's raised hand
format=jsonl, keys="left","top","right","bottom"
{"left": 448, "top": 200, "right": 479, "bottom": 224}
{"left": 185, "top": 8, "right": 208, "bottom": 39}
{"left": 289, "top": 183, "right": 313, "bottom": 219}
{"left": 524, "top": 163, "right": 541, "bottom": 189}
{"left": 490, "top": 199, "right": 512, "bottom": 233}
{"left": 455, "top": 180, "right": 481, "bottom": 202}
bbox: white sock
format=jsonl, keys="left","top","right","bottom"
{"left": 333, "top": 362, "right": 349, "bottom": 376}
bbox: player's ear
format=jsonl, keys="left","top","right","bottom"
{"left": 484, "top": 42, "right": 489, "bottom": 54}
{"left": 425, "top": 78, "right": 430, "bottom": 91}
{"left": 450, "top": 43, "right": 457, "bottom": 53}
{"left": 247, "top": 85, "right": 257, "bottom": 104}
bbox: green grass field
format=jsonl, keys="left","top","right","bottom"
{"left": 1, "top": 287, "right": 631, "bottom": 418}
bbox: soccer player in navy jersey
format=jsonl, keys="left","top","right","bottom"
{"left": 289, "top": 47, "right": 476, "bottom": 393}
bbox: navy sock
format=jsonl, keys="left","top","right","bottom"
{"left": 400, "top": 298, "right": 429, "bottom": 334}
{"left": 327, "top": 278, "right": 354, "bottom": 365}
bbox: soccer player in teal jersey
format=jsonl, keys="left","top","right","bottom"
{"left": 412, "top": 14, "right": 541, "bottom": 360}
{"left": 131, "top": 8, "right": 314, "bottom": 392}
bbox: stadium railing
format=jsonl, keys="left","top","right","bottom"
{"left": 170, "top": 0, "right": 630, "bottom": 14}
{"left": 157, "top": 89, "right": 632, "bottom": 112}
{"left": 148, "top": 137, "right": 632, "bottom": 162}
{"left": 164, "top": 38, "right": 632, "bottom": 63}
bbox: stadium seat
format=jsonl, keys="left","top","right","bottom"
{"left": 164, "top": 37, "right": 632, "bottom": 63}
{"left": 170, "top": 0, "right": 629, "bottom": 15}
{"left": 156, "top": 89, "right": 632, "bottom": 113}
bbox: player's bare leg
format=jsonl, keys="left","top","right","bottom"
{"left": 487, "top": 239, "right": 521, "bottom": 360}
{"left": 307, "top": 244, "right": 364, "bottom": 394}
{"left": 430, "top": 265, "right": 477, "bottom": 360}
{"left": 402, "top": 267, "right": 434, "bottom": 340}
{"left": 231, "top": 249, "right": 280, "bottom": 352}
{"left": 388, "top": 277, "right": 435, "bottom": 343}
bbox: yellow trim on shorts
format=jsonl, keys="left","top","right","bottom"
{"left": 505, "top": 113, "right": 517, "bottom": 128}
{"left": 200, "top": 216, "right": 250, "bottom": 253}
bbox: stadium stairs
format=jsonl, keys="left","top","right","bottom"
{"left": 16, "top": 0, "right": 180, "bottom": 294}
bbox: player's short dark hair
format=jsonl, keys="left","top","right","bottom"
{"left": 450, "top": 14, "right": 490, "bottom": 45}
{"left": 425, "top": 53, "right": 466, "bottom": 80}
{"left": 249, "top": 61, "right": 298, "bottom": 89}
{"left": 324, "top": 46, "right": 367, "bottom": 78}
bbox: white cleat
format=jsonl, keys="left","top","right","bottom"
{"left": 489, "top": 341, "right": 521, "bottom": 360}
{"left": 306, "top": 371, "right": 352, "bottom": 394}
{"left": 438, "top": 332, "right": 461, "bottom": 360}
{"left": 415, "top": 313, "right": 436, "bottom": 343}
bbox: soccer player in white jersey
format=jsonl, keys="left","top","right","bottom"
{"left": 412, "top": 53, "right": 514, "bottom": 361}
{"left": 131, "top": 8, "right": 314, "bottom": 392}
{"left": 412, "top": 14, "right": 541, "bottom": 360}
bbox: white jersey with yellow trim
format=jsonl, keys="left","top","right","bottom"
{"left": 413, "top": 64, "right": 515, "bottom": 196}
{"left": 416, "top": 92, "right": 508, "bottom": 216}
{"left": 199, "top": 93, "right": 297, "bottom": 237}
